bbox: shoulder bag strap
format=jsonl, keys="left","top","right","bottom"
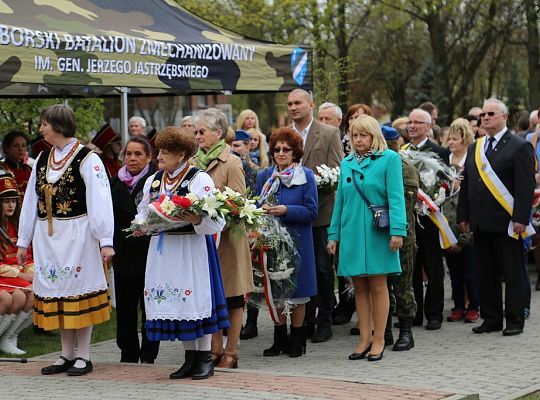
{"left": 352, "top": 170, "right": 373, "bottom": 210}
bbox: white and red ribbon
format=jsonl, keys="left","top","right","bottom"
{"left": 417, "top": 188, "right": 458, "bottom": 249}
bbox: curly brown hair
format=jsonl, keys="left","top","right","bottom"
{"left": 268, "top": 127, "right": 303, "bottom": 163}
{"left": 155, "top": 126, "right": 197, "bottom": 158}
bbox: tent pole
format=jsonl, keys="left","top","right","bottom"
{"left": 118, "top": 87, "right": 129, "bottom": 144}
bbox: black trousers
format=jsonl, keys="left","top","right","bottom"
{"left": 413, "top": 234, "right": 445, "bottom": 323}
{"left": 333, "top": 248, "right": 355, "bottom": 316}
{"left": 474, "top": 231, "right": 525, "bottom": 329}
{"left": 305, "top": 225, "right": 335, "bottom": 329}
{"left": 114, "top": 273, "right": 160, "bottom": 363}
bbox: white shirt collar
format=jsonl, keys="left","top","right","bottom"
{"left": 54, "top": 138, "right": 78, "bottom": 154}
{"left": 485, "top": 127, "right": 507, "bottom": 149}
{"left": 293, "top": 118, "right": 314, "bottom": 145}
{"left": 169, "top": 162, "right": 187, "bottom": 178}
{"left": 410, "top": 137, "right": 429, "bottom": 149}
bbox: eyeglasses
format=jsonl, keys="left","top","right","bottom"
{"left": 406, "top": 121, "right": 429, "bottom": 126}
{"left": 194, "top": 129, "right": 206, "bottom": 136}
{"left": 273, "top": 147, "right": 293, "bottom": 154}
{"left": 479, "top": 111, "right": 503, "bottom": 118}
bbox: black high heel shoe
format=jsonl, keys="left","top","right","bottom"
{"left": 348, "top": 344, "right": 372, "bottom": 360}
{"left": 367, "top": 349, "right": 384, "bottom": 362}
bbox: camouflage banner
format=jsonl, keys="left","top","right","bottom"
{"left": 0, "top": 0, "right": 312, "bottom": 97}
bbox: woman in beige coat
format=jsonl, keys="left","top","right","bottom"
{"left": 192, "top": 108, "right": 253, "bottom": 369}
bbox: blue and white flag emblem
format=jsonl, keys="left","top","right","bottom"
{"left": 291, "top": 47, "right": 308, "bottom": 86}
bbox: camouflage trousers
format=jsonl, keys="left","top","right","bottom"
{"left": 388, "top": 243, "right": 417, "bottom": 320}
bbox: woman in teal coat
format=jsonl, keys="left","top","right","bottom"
{"left": 327, "top": 115, "right": 406, "bottom": 362}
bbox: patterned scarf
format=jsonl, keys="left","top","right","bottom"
{"left": 259, "top": 163, "right": 307, "bottom": 204}
{"left": 117, "top": 164, "right": 150, "bottom": 193}
{"left": 354, "top": 150, "right": 373, "bottom": 165}
{"left": 195, "top": 139, "right": 226, "bottom": 170}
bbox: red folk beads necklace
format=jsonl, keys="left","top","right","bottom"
{"left": 48, "top": 140, "right": 80, "bottom": 171}
{"left": 162, "top": 162, "right": 190, "bottom": 192}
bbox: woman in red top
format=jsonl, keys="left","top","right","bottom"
{"left": 0, "top": 173, "right": 34, "bottom": 355}
{"left": 1, "top": 131, "right": 32, "bottom": 197}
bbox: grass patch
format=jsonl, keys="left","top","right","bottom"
{"left": 518, "top": 392, "right": 540, "bottom": 400}
{"left": 0, "top": 309, "right": 117, "bottom": 359}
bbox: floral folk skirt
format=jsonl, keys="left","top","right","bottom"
{"left": 145, "top": 236, "right": 230, "bottom": 342}
{"left": 33, "top": 289, "right": 111, "bottom": 331}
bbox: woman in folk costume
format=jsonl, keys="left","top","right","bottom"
{"left": 90, "top": 124, "right": 123, "bottom": 179}
{"left": 1, "top": 131, "right": 32, "bottom": 196}
{"left": 16, "top": 104, "right": 114, "bottom": 376}
{"left": 0, "top": 173, "right": 34, "bottom": 355}
{"left": 134, "top": 127, "right": 229, "bottom": 380}
{"left": 191, "top": 108, "right": 253, "bottom": 369}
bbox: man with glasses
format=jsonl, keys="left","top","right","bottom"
{"left": 287, "top": 89, "right": 344, "bottom": 343}
{"left": 458, "top": 98, "right": 535, "bottom": 336}
{"left": 404, "top": 109, "right": 450, "bottom": 331}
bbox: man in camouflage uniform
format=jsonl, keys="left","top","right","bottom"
{"left": 383, "top": 126, "right": 418, "bottom": 351}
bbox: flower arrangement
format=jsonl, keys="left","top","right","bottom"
{"left": 314, "top": 164, "right": 340, "bottom": 193}
{"left": 403, "top": 150, "right": 460, "bottom": 215}
{"left": 125, "top": 186, "right": 265, "bottom": 236}
{"left": 248, "top": 215, "right": 300, "bottom": 321}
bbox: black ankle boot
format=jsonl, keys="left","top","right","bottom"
{"left": 191, "top": 351, "right": 214, "bottom": 380}
{"left": 170, "top": 350, "right": 197, "bottom": 379}
{"left": 393, "top": 318, "right": 414, "bottom": 351}
{"left": 263, "top": 324, "right": 289, "bottom": 356}
{"left": 240, "top": 306, "right": 259, "bottom": 339}
{"left": 289, "top": 325, "right": 306, "bottom": 358}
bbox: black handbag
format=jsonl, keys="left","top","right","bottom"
{"left": 352, "top": 170, "right": 390, "bottom": 230}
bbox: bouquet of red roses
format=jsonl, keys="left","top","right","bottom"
{"left": 125, "top": 187, "right": 265, "bottom": 236}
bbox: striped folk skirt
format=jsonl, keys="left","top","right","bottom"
{"left": 33, "top": 289, "right": 111, "bottom": 331}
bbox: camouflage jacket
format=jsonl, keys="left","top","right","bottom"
{"left": 401, "top": 155, "right": 419, "bottom": 247}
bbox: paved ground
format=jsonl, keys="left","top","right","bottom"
{"left": 1, "top": 267, "right": 540, "bottom": 399}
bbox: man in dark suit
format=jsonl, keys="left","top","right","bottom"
{"left": 287, "top": 89, "right": 344, "bottom": 342}
{"left": 458, "top": 98, "right": 535, "bottom": 336}
{"left": 405, "top": 108, "right": 450, "bottom": 331}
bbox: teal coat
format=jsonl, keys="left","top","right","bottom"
{"left": 328, "top": 149, "right": 407, "bottom": 277}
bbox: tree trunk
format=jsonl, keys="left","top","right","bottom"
{"left": 525, "top": 0, "right": 540, "bottom": 108}
{"left": 335, "top": 0, "right": 349, "bottom": 110}
{"left": 427, "top": 14, "right": 451, "bottom": 124}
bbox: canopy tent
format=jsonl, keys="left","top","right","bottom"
{"left": 0, "top": 0, "right": 313, "bottom": 138}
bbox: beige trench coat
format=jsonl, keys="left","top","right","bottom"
{"left": 191, "top": 147, "right": 254, "bottom": 298}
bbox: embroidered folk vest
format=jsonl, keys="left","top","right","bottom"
{"left": 149, "top": 167, "right": 200, "bottom": 234}
{"left": 35, "top": 146, "right": 93, "bottom": 220}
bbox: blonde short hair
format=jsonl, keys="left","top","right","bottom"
{"left": 350, "top": 115, "right": 387, "bottom": 153}
{"left": 448, "top": 118, "right": 474, "bottom": 147}
{"left": 392, "top": 117, "right": 408, "bottom": 130}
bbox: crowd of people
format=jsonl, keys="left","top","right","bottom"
{"left": 0, "top": 91, "right": 539, "bottom": 381}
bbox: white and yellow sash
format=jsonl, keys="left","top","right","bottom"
{"left": 417, "top": 189, "right": 458, "bottom": 249}
{"left": 474, "top": 137, "right": 535, "bottom": 239}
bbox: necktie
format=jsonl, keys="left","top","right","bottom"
{"left": 485, "top": 137, "right": 496, "bottom": 156}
